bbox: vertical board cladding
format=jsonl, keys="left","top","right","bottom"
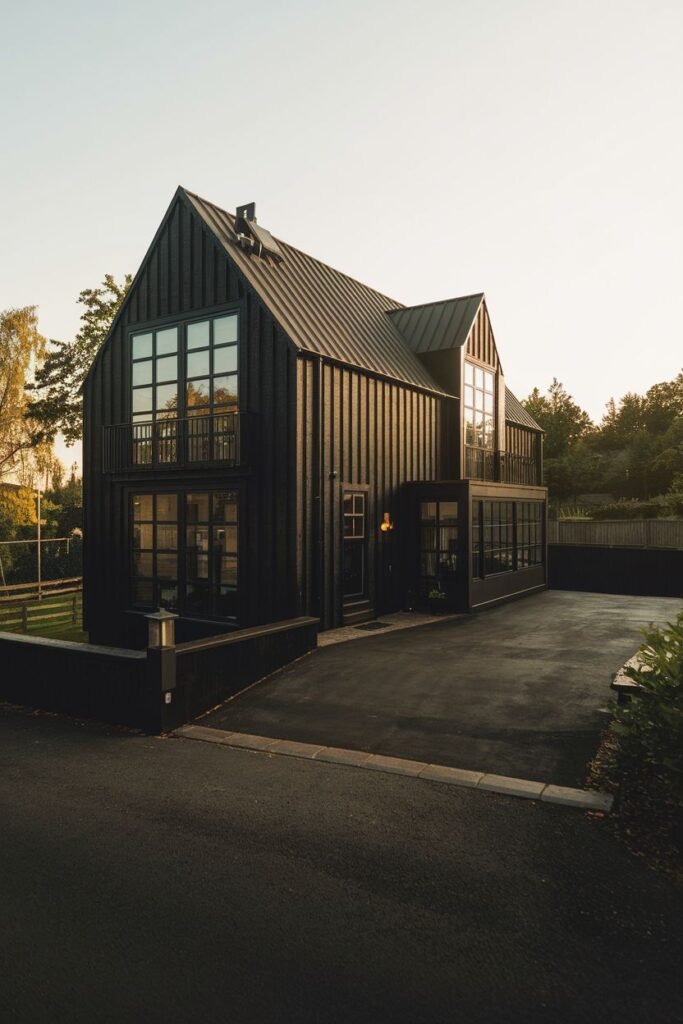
{"left": 84, "top": 194, "right": 297, "bottom": 643}
{"left": 296, "top": 356, "right": 442, "bottom": 629}
{"left": 465, "top": 302, "right": 500, "bottom": 371}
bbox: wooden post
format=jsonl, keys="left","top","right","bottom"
{"left": 72, "top": 592, "right": 77, "bottom": 623}
{"left": 22, "top": 602, "right": 28, "bottom": 633}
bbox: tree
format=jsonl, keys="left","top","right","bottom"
{"left": 522, "top": 380, "right": 594, "bottom": 499}
{"left": 26, "top": 273, "right": 131, "bottom": 444}
{"left": 0, "top": 307, "right": 47, "bottom": 481}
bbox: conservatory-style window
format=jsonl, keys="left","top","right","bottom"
{"left": 471, "top": 499, "right": 544, "bottom": 579}
{"left": 131, "top": 490, "right": 239, "bottom": 620}
{"left": 132, "top": 493, "right": 179, "bottom": 610}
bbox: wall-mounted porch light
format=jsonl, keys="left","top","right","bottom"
{"left": 380, "top": 512, "right": 394, "bottom": 533}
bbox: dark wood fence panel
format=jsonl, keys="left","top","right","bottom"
{"left": 548, "top": 520, "right": 683, "bottom": 549}
{"left": 548, "top": 544, "right": 683, "bottom": 598}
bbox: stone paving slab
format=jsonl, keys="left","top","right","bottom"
{"left": 176, "top": 725, "right": 614, "bottom": 812}
{"left": 478, "top": 774, "right": 547, "bottom": 799}
{"left": 313, "top": 747, "right": 374, "bottom": 767}
{"left": 364, "top": 753, "right": 427, "bottom": 777}
{"left": 420, "top": 764, "right": 484, "bottom": 787}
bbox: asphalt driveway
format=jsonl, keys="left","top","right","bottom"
{"left": 199, "top": 591, "right": 682, "bottom": 787}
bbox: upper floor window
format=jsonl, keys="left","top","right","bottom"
{"left": 130, "top": 312, "right": 239, "bottom": 465}
{"left": 464, "top": 361, "right": 495, "bottom": 450}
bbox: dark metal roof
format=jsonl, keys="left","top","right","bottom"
{"left": 505, "top": 387, "right": 543, "bottom": 431}
{"left": 182, "top": 189, "right": 446, "bottom": 395}
{"left": 386, "top": 294, "right": 484, "bottom": 354}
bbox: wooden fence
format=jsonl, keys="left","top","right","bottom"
{"left": 547, "top": 520, "right": 683, "bottom": 549}
{"left": 0, "top": 577, "right": 83, "bottom": 634}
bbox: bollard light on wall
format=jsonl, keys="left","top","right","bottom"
{"left": 379, "top": 512, "right": 394, "bottom": 533}
{"left": 145, "top": 608, "right": 178, "bottom": 649}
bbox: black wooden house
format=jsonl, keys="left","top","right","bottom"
{"left": 83, "top": 188, "right": 546, "bottom": 647}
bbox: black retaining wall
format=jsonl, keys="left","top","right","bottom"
{"left": 0, "top": 634, "right": 152, "bottom": 730}
{"left": 548, "top": 545, "right": 683, "bottom": 598}
{"left": 0, "top": 616, "right": 319, "bottom": 734}
{"left": 167, "top": 616, "right": 319, "bottom": 731}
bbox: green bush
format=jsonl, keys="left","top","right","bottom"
{"left": 592, "top": 500, "right": 662, "bottom": 520}
{"left": 612, "top": 611, "right": 683, "bottom": 780}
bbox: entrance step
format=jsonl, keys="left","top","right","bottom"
{"left": 342, "top": 599, "right": 374, "bottom": 626}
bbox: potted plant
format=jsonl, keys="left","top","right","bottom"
{"left": 428, "top": 587, "right": 448, "bottom": 615}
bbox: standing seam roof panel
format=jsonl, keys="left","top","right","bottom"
{"left": 182, "top": 190, "right": 445, "bottom": 394}
{"left": 388, "top": 294, "right": 484, "bottom": 355}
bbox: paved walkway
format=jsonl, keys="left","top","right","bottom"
{"left": 198, "top": 591, "right": 683, "bottom": 788}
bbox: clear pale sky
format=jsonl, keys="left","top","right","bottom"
{"left": 2, "top": 0, "right": 681, "bottom": 471}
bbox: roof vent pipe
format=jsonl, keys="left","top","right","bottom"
{"left": 235, "top": 203, "right": 256, "bottom": 233}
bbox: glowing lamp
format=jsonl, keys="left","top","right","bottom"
{"left": 380, "top": 513, "right": 394, "bottom": 533}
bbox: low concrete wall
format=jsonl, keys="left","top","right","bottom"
{"left": 549, "top": 545, "right": 683, "bottom": 598}
{"left": 0, "top": 633, "right": 152, "bottom": 730}
{"left": 166, "top": 616, "right": 319, "bottom": 731}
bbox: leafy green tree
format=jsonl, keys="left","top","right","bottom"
{"left": 522, "top": 380, "right": 594, "bottom": 499}
{"left": 0, "top": 307, "right": 47, "bottom": 480}
{"left": 27, "top": 273, "right": 131, "bottom": 444}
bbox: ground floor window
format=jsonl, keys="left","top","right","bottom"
{"left": 132, "top": 489, "right": 238, "bottom": 619}
{"left": 419, "top": 500, "right": 459, "bottom": 595}
{"left": 343, "top": 492, "right": 366, "bottom": 598}
{"left": 471, "top": 499, "right": 544, "bottom": 579}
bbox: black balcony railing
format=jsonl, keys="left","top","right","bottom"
{"left": 465, "top": 446, "right": 539, "bottom": 485}
{"left": 501, "top": 451, "right": 539, "bottom": 486}
{"left": 465, "top": 446, "right": 496, "bottom": 481}
{"left": 102, "top": 413, "right": 242, "bottom": 472}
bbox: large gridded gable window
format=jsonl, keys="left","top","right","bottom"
{"left": 464, "top": 361, "right": 495, "bottom": 449}
{"left": 131, "top": 328, "right": 179, "bottom": 464}
{"left": 471, "top": 499, "right": 544, "bottom": 579}
{"left": 129, "top": 313, "right": 238, "bottom": 465}
{"left": 185, "top": 314, "right": 239, "bottom": 462}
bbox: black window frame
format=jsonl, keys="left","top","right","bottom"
{"left": 471, "top": 498, "right": 545, "bottom": 580}
{"left": 128, "top": 307, "right": 240, "bottom": 467}
{"left": 419, "top": 500, "right": 459, "bottom": 595}
{"left": 342, "top": 490, "right": 367, "bottom": 600}
{"left": 130, "top": 486, "right": 241, "bottom": 622}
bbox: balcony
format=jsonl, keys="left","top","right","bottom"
{"left": 465, "top": 446, "right": 540, "bottom": 486}
{"left": 102, "top": 412, "right": 245, "bottom": 473}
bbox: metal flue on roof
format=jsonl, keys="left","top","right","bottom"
{"left": 182, "top": 189, "right": 446, "bottom": 395}
{"left": 387, "top": 294, "right": 484, "bottom": 354}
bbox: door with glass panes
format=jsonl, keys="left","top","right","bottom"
{"left": 418, "top": 501, "right": 459, "bottom": 606}
{"left": 343, "top": 492, "right": 367, "bottom": 600}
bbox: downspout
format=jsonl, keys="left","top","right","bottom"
{"left": 312, "top": 357, "right": 324, "bottom": 621}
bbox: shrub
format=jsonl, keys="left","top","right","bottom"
{"left": 612, "top": 611, "right": 683, "bottom": 781}
{"left": 591, "top": 500, "right": 662, "bottom": 520}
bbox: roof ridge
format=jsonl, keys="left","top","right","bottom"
{"left": 181, "top": 187, "right": 405, "bottom": 311}
{"left": 387, "top": 292, "right": 484, "bottom": 316}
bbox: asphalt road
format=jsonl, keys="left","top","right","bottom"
{"left": 200, "top": 591, "right": 683, "bottom": 786}
{"left": 1, "top": 704, "right": 682, "bottom": 1024}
